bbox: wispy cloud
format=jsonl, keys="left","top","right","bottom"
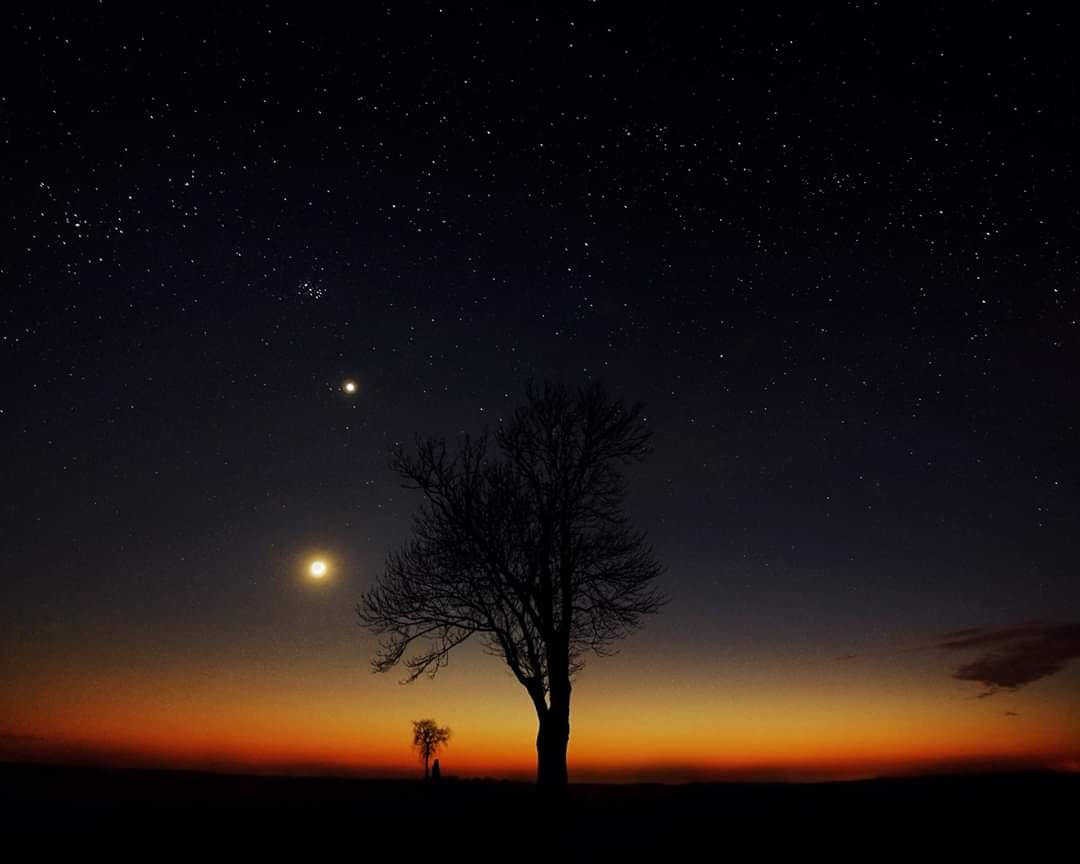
{"left": 833, "top": 654, "right": 858, "bottom": 662}
{"left": 937, "top": 622, "right": 1080, "bottom": 697}
{"left": 940, "top": 627, "right": 984, "bottom": 641}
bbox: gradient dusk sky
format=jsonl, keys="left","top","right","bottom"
{"left": 2, "top": 5, "right": 1078, "bottom": 781}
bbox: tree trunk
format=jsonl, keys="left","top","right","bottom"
{"left": 536, "top": 714, "right": 569, "bottom": 788}
{"left": 536, "top": 680, "right": 571, "bottom": 790}
{"left": 424, "top": 753, "right": 430, "bottom": 780}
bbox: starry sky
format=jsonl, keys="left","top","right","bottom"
{"left": 2, "top": 4, "right": 1078, "bottom": 781}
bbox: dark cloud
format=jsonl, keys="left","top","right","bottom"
{"left": 939, "top": 627, "right": 985, "bottom": 641}
{"left": 939, "top": 622, "right": 1080, "bottom": 697}
{"left": 833, "top": 654, "right": 858, "bottom": 662}
{"left": 1004, "top": 712, "right": 1019, "bottom": 717}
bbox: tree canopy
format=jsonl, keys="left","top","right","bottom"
{"left": 412, "top": 718, "right": 451, "bottom": 779}
{"left": 359, "top": 382, "right": 666, "bottom": 787}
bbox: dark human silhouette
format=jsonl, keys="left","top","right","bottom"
{"left": 430, "top": 758, "right": 441, "bottom": 781}
{"left": 412, "top": 719, "right": 451, "bottom": 780}
{"left": 358, "top": 382, "right": 667, "bottom": 789}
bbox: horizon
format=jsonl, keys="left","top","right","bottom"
{"left": 4, "top": 741, "right": 1076, "bottom": 785}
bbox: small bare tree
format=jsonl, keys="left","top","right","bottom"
{"left": 359, "top": 382, "right": 667, "bottom": 789}
{"left": 412, "top": 718, "right": 451, "bottom": 780}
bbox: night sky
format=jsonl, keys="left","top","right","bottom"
{"left": 2, "top": 4, "right": 1078, "bottom": 780}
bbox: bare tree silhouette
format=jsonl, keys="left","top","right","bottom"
{"left": 358, "top": 382, "right": 667, "bottom": 789}
{"left": 412, "top": 718, "right": 451, "bottom": 780}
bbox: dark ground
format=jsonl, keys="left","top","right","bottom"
{"left": 1, "top": 762, "right": 1074, "bottom": 853}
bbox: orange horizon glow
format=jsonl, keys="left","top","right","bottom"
{"left": 4, "top": 603, "right": 1078, "bottom": 784}
{"left": 2, "top": 728, "right": 1076, "bottom": 783}
{"left": 4, "top": 667, "right": 1077, "bottom": 782}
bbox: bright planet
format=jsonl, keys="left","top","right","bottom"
{"left": 309, "top": 559, "right": 328, "bottom": 579}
